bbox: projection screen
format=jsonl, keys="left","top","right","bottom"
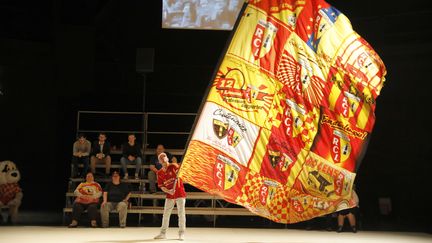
{"left": 162, "top": 0, "right": 243, "bottom": 30}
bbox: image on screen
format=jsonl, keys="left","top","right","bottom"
{"left": 162, "top": 0, "right": 243, "bottom": 30}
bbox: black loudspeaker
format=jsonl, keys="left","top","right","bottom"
{"left": 136, "top": 48, "right": 154, "bottom": 73}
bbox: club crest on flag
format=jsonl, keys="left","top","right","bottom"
{"left": 212, "top": 110, "right": 245, "bottom": 148}
{"left": 251, "top": 19, "right": 278, "bottom": 60}
{"left": 307, "top": 7, "right": 341, "bottom": 51}
{"left": 227, "top": 127, "right": 242, "bottom": 147}
{"left": 277, "top": 49, "right": 326, "bottom": 107}
{"left": 331, "top": 129, "right": 351, "bottom": 163}
{"left": 214, "top": 154, "right": 241, "bottom": 191}
{"left": 344, "top": 91, "right": 361, "bottom": 118}
{"left": 284, "top": 99, "right": 306, "bottom": 138}
{"left": 259, "top": 179, "right": 279, "bottom": 206}
{"left": 267, "top": 147, "right": 294, "bottom": 172}
{"left": 280, "top": 153, "right": 294, "bottom": 172}
{"left": 213, "top": 119, "right": 229, "bottom": 139}
{"left": 291, "top": 197, "right": 305, "bottom": 213}
{"left": 268, "top": 150, "right": 281, "bottom": 168}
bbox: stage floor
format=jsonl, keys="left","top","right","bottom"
{"left": 0, "top": 226, "right": 431, "bottom": 243}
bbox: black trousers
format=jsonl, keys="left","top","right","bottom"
{"left": 72, "top": 202, "right": 99, "bottom": 221}
{"left": 71, "top": 156, "right": 90, "bottom": 177}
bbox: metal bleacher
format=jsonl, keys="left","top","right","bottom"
{"left": 63, "top": 111, "right": 252, "bottom": 226}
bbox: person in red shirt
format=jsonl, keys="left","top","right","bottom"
{"left": 154, "top": 153, "right": 186, "bottom": 241}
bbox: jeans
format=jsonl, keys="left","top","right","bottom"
{"left": 100, "top": 201, "right": 128, "bottom": 227}
{"left": 147, "top": 170, "right": 157, "bottom": 193}
{"left": 120, "top": 157, "right": 142, "bottom": 176}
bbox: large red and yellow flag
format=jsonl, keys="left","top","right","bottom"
{"left": 178, "top": 0, "right": 386, "bottom": 223}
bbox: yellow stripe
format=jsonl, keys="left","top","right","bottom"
{"left": 356, "top": 102, "right": 371, "bottom": 130}
{"left": 328, "top": 84, "right": 341, "bottom": 111}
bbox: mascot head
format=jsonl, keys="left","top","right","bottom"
{"left": 0, "top": 160, "right": 21, "bottom": 184}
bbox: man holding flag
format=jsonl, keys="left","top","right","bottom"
{"left": 154, "top": 153, "right": 186, "bottom": 241}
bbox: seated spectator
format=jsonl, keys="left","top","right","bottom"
{"left": 71, "top": 133, "right": 91, "bottom": 178}
{"left": 148, "top": 144, "right": 172, "bottom": 193}
{"left": 90, "top": 133, "right": 111, "bottom": 177}
{"left": 120, "top": 133, "right": 143, "bottom": 179}
{"left": 100, "top": 171, "right": 131, "bottom": 228}
{"left": 68, "top": 172, "right": 102, "bottom": 228}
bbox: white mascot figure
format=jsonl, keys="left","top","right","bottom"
{"left": 0, "top": 160, "right": 23, "bottom": 224}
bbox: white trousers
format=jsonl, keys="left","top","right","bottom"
{"left": 160, "top": 197, "right": 186, "bottom": 233}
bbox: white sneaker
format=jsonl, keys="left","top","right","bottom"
{"left": 179, "top": 232, "right": 184, "bottom": 241}
{"left": 124, "top": 174, "right": 128, "bottom": 179}
{"left": 154, "top": 233, "right": 166, "bottom": 240}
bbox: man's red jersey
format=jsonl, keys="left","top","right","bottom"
{"left": 157, "top": 164, "right": 186, "bottom": 199}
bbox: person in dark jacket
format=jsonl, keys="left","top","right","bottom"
{"left": 90, "top": 132, "right": 111, "bottom": 176}
{"left": 120, "top": 133, "right": 143, "bottom": 179}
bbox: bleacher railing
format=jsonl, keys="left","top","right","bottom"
{"left": 76, "top": 110, "right": 197, "bottom": 157}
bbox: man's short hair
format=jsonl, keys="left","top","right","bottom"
{"left": 77, "top": 133, "right": 86, "bottom": 139}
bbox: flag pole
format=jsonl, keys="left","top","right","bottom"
{"left": 182, "top": 1, "right": 250, "bottom": 155}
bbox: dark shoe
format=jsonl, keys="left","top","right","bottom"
{"left": 5, "top": 217, "right": 13, "bottom": 225}
{"left": 336, "top": 226, "right": 343, "bottom": 233}
{"left": 351, "top": 226, "right": 357, "bottom": 233}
